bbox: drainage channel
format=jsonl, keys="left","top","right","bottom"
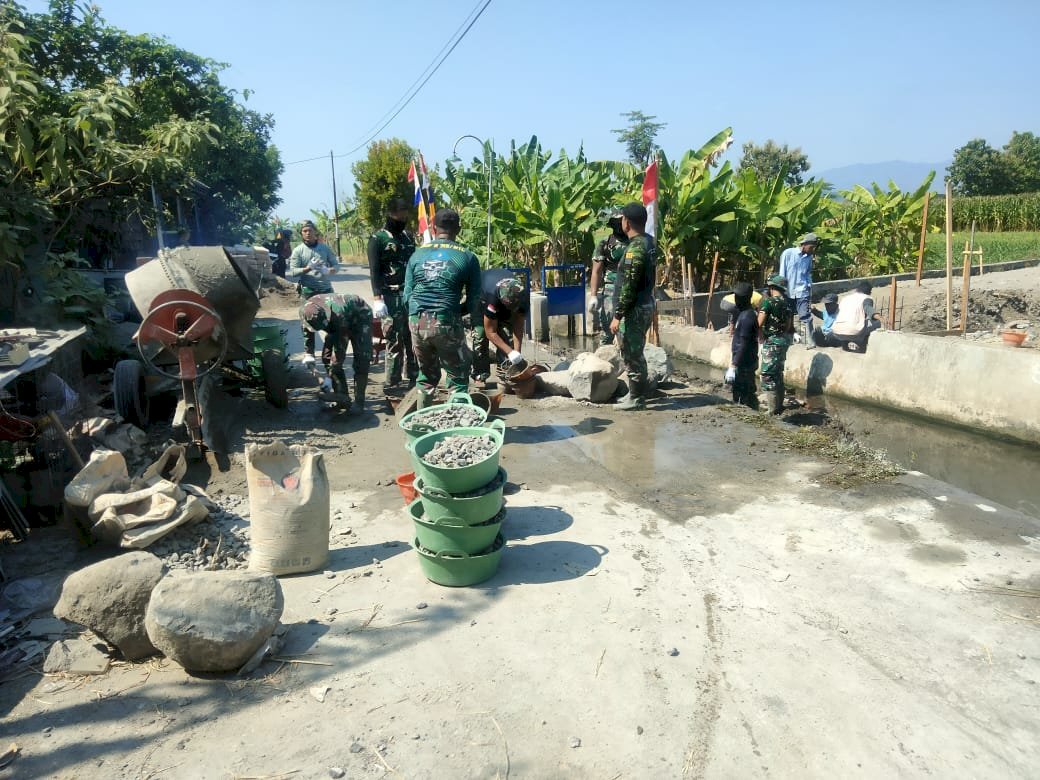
{"left": 673, "top": 356, "right": 1040, "bottom": 520}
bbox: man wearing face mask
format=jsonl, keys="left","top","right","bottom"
{"left": 290, "top": 220, "right": 338, "bottom": 365}
{"left": 368, "top": 198, "right": 417, "bottom": 389}
{"left": 588, "top": 210, "right": 629, "bottom": 345}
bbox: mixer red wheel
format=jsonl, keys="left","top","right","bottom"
{"left": 136, "top": 289, "right": 228, "bottom": 380}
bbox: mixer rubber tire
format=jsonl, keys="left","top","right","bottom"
{"left": 114, "top": 359, "right": 150, "bottom": 428}
{"left": 260, "top": 349, "right": 289, "bottom": 409}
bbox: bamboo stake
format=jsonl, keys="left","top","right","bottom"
{"left": 945, "top": 180, "right": 953, "bottom": 330}
{"left": 979, "top": 245, "right": 984, "bottom": 276}
{"left": 888, "top": 276, "right": 898, "bottom": 331}
{"left": 960, "top": 241, "right": 971, "bottom": 334}
{"left": 704, "top": 251, "right": 720, "bottom": 329}
{"left": 916, "top": 191, "right": 930, "bottom": 286}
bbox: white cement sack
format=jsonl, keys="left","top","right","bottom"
{"left": 64, "top": 449, "right": 130, "bottom": 509}
{"left": 246, "top": 443, "right": 330, "bottom": 575}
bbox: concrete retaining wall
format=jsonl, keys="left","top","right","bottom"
{"left": 658, "top": 322, "right": 1040, "bottom": 445}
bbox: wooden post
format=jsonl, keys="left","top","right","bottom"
{"left": 704, "top": 251, "right": 720, "bottom": 329}
{"left": 944, "top": 180, "right": 953, "bottom": 331}
{"left": 916, "top": 191, "right": 930, "bottom": 286}
{"left": 978, "top": 245, "right": 984, "bottom": 276}
{"left": 888, "top": 276, "right": 898, "bottom": 331}
{"left": 960, "top": 242, "right": 971, "bottom": 334}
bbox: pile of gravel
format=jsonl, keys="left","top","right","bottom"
{"left": 408, "top": 405, "right": 486, "bottom": 431}
{"left": 421, "top": 434, "right": 497, "bottom": 468}
{"left": 147, "top": 493, "right": 251, "bottom": 571}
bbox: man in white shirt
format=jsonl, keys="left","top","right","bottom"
{"left": 831, "top": 280, "right": 882, "bottom": 352}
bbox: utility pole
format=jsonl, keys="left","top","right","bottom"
{"left": 330, "top": 150, "right": 342, "bottom": 259}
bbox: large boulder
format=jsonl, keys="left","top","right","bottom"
{"left": 145, "top": 571, "right": 284, "bottom": 672}
{"left": 593, "top": 345, "right": 623, "bottom": 378}
{"left": 644, "top": 343, "right": 673, "bottom": 391}
{"left": 567, "top": 352, "right": 619, "bottom": 402}
{"left": 536, "top": 370, "right": 572, "bottom": 397}
{"left": 54, "top": 551, "right": 164, "bottom": 660}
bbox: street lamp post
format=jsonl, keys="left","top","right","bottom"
{"left": 450, "top": 134, "right": 493, "bottom": 263}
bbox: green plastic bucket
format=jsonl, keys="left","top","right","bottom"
{"left": 252, "top": 321, "right": 286, "bottom": 341}
{"left": 414, "top": 467, "right": 507, "bottom": 525}
{"left": 406, "top": 419, "right": 506, "bottom": 494}
{"left": 408, "top": 500, "right": 503, "bottom": 554}
{"left": 398, "top": 391, "right": 483, "bottom": 442}
{"left": 413, "top": 533, "right": 505, "bottom": 587}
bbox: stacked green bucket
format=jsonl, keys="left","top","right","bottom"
{"left": 401, "top": 394, "right": 507, "bottom": 586}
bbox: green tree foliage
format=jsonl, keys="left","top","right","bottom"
{"left": 739, "top": 139, "right": 811, "bottom": 186}
{"left": 611, "top": 110, "right": 666, "bottom": 168}
{"left": 17, "top": 0, "right": 282, "bottom": 246}
{"left": 1004, "top": 131, "right": 1040, "bottom": 193}
{"left": 351, "top": 139, "right": 417, "bottom": 231}
{"left": 948, "top": 139, "right": 1012, "bottom": 196}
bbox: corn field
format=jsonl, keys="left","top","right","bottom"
{"left": 928, "top": 193, "right": 1040, "bottom": 232}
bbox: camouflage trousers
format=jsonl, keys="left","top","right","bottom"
{"left": 619, "top": 303, "right": 653, "bottom": 387}
{"left": 409, "top": 312, "right": 471, "bottom": 395}
{"left": 471, "top": 320, "right": 515, "bottom": 380}
{"left": 382, "top": 289, "right": 417, "bottom": 385}
{"left": 597, "top": 284, "right": 616, "bottom": 345}
{"left": 760, "top": 337, "right": 789, "bottom": 392}
{"left": 732, "top": 367, "right": 758, "bottom": 409}
{"left": 323, "top": 319, "right": 373, "bottom": 394}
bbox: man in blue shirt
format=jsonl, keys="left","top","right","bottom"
{"left": 777, "top": 232, "right": 818, "bottom": 349}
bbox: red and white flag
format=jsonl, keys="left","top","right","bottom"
{"left": 642, "top": 158, "right": 658, "bottom": 239}
{"left": 418, "top": 152, "right": 434, "bottom": 243}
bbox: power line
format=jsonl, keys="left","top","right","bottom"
{"left": 351, "top": 0, "right": 486, "bottom": 144}
{"left": 283, "top": 0, "right": 493, "bottom": 167}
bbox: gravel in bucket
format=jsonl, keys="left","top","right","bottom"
{"left": 421, "top": 434, "right": 498, "bottom": 468}
{"left": 408, "top": 405, "right": 486, "bottom": 431}
{"left": 451, "top": 469, "right": 507, "bottom": 498}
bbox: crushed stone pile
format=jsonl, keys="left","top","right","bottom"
{"left": 147, "top": 493, "right": 251, "bottom": 571}
{"left": 421, "top": 435, "right": 497, "bottom": 468}
{"left": 408, "top": 405, "right": 486, "bottom": 431}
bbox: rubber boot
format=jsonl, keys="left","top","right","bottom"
{"left": 804, "top": 321, "right": 816, "bottom": 349}
{"left": 614, "top": 377, "right": 646, "bottom": 411}
{"left": 770, "top": 386, "right": 784, "bottom": 415}
{"left": 417, "top": 388, "right": 433, "bottom": 410}
{"left": 352, "top": 374, "right": 367, "bottom": 414}
{"left": 326, "top": 368, "right": 351, "bottom": 408}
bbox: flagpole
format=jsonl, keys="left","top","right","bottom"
{"left": 330, "top": 150, "right": 341, "bottom": 259}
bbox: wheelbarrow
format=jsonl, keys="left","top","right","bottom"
{"left": 112, "top": 246, "right": 288, "bottom": 456}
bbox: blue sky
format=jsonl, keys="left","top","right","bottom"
{"left": 25, "top": 0, "right": 1040, "bottom": 221}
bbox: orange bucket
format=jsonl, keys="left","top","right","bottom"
{"left": 396, "top": 472, "right": 418, "bottom": 504}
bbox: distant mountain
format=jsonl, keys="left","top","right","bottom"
{"left": 815, "top": 160, "right": 950, "bottom": 193}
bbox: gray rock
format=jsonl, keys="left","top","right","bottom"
{"left": 593, "top": 345, "right": 623, "bottom": 377}
{"left": 145, "top": 571, "right": 284, "bottom": 672}
{"left": 43, "top": 638, "right": 111, "bottom": 675}
{"left": 644, "top": 343, "right": 672, "bottom": 391}
{"left": 54, "top": 552, "right": 164, "bottom": 660}
{"left": 535, "top": 370, "right": 572, "bottom": 397}
{"left": 567, "top": 352, "right": 619, "bottom": 402}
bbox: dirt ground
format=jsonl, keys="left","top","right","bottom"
{"left": 2, "top": 264, "right": 1039, "bottom": 779}
{"left": 871, "top": 264, "right": 1040, "bottom": 346}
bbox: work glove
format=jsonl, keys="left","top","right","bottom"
{"left": 724, "top": 366, "right": 737, "bottom": 384}
{"left": 320, "top": 376, "right": 333, "bottom": 392}
{"left": 372, "top": 300, "right": 389, "bottom": 319}
{"left": 301, "top": 353, "right": 316, "bottom": 369}
{"left": 507, "top": 350, "right": 524, "bottom": 365}
{"left": 587, "top": 297, "right": 600, "bottom": 314}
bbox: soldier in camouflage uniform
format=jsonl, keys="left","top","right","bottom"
{"left": 300, "top": 293, "right": 373, "bottom": 413}
{"left": 368, "top": 198, "right": 418, "bottom": 390}
{"left": 403, "top": 209, "right": 482, "bottom": 407}
{"left": 610, "top": 202, "right": 657, "bottom": 411}
{"left": 588, "top": 210, "right": 629, "bottom": 345}
{"left": 757, "top": 274, "right": 795, "bottom": 415}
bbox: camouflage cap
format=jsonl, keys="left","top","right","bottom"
{"left": 496, "top": 277, "right": 525, "bottom": 308}
{"left": 300, "top": 297, "right": 329, "bottom": 332}
{"left": 766, "top": 274, "right": 788, "bottom": 293}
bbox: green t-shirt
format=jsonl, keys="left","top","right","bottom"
{"left": 403, "top": 239, "right": 482, "bottom": 320}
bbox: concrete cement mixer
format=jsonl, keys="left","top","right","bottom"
{"left": 113, "top": 246, "right": 287, "bottom": 456}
